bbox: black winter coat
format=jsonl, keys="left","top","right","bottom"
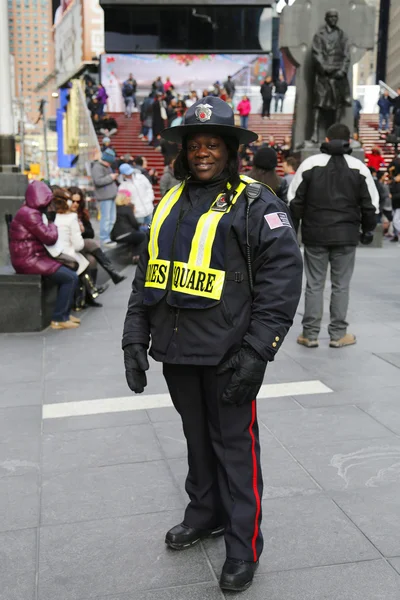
{"left": 288, "top": 140, "right": 379, "bottom": 246}
{"left": 122, "top": 179, "right": 303, "bottom": 366}
{"left": 111, "top": 205, "right": 140, "bottom": 240}
{"left": 260, "top": 82, "right": 273, "bottom": 100}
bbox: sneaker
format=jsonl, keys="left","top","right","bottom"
{"left": 103, "top": 241, "right": 117, "bottom": 249}
{"left": 329, "top": 333, "right": 356, "bottom": 348}
{"left": 50, "top": 320, "right": 79, "bottom": 330}
{"left": 390, "top": 236, "right": 399, "bottom": 243}
{"left": 69, "top": 315, "right": 81, "bottom": 324}
{"left": 297, "top": 335, "right": 319, "bottom": 348}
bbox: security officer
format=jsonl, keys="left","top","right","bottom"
{"left": 123, "top": 96, "right": 302, "bottom": 592}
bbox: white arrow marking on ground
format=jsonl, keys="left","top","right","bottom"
{"left": 42, "top": 380, "right": 332, "bottom": 420}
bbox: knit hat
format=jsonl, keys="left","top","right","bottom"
{"left": 101, "top": 148, "right": 115, "bottom": 164}
{"left": 253, "top": 147, "right": 278, "bottom": 171}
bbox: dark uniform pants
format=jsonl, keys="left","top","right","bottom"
{"left": 163, "top": 363, "right": 263, "bottom": 563}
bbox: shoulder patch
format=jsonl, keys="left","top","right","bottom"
{"left": 264, "top": 212, "right": 292, "bottom": 230}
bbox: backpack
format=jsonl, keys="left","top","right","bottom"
{"left": 123, "top": 82, "right": 134, "bottom": 97}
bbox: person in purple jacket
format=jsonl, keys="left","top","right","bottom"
{"left": 96, "top": 84, "right": 108, "bottom": 116}
{"left": 9, "top": 180, "right": 80, "bottom": 330}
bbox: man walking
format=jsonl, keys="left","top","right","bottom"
{"left": 378, "top": 90, "right": 391, "bottom": 133}
{"left": 122, "top": 73, "right": 137, "bottom": 118}
{"left": 260, "top": 76, "right": 273, "bottom": 119}
{"left": 274, "top": 75, "right": 288, "bottom": 113}
{"left": 288, "top": 123, "right": 379, "bottom": 348}
{"left": 91, "top": 148, "right": 119, "bottom": 247}
{"left": 224, "top": 75, "right": 236, "bottom": 99}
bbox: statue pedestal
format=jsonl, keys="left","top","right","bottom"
{"left": 0, "top": 173, "right": 28, "bottom": 266}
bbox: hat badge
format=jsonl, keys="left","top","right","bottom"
{"left": 195, "top": 104, "right": 213, "bottom": 122}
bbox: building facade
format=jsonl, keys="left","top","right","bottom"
{"left": 386, "top": 1, "right": 400, "bottom": 89}
{"left": 7, "top": 0, "right": 56, "bottom": 124}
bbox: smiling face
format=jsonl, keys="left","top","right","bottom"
{"left": 186, "top": 134, "right": 229, "bottom": 182}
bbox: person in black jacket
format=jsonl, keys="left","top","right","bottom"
{"left": 274, "top": 76, "right": 288, "bottom": 113}
{"left": 122, "top": 96, "right": 302, "bottom": 592}
{"left": 248, "top": 147, "right": 288, "bottom": 204}
{"left": 288, "top": 123, "right": 379, "bottom": 349}
{"left": 68, "top": 187, "right": 126, "bottom": 286}
{"left": 110, "top": 190, "right": 146, "bottom": 263}
{"left": 260, "top": 76, "right": 273, "bottom": 118}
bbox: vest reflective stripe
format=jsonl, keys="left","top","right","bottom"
{"left": 188, "top": 182, "right": 246, "bottom": 269}
{"left": 149, "top": 182, "right": 185, "bottom": 262}
{"left": 144, "top": 176, "right": 251, "bottom": 306}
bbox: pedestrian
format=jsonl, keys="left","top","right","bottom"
{"left": 260, "top": 76, "right": 273, "bottom": 119}
{"left": 68, "top": 186, "right": 126, "bottom": 285}
{"left": 377, "top": 91, "right": 391, "bottom": 133}
{"left": 353, "top": 98, "right": 362, "bottom": 135}
{"left": 118, "top": 163, "right": 154, "bottom": 227}
{"left": 274, "top": 75, "right": 288, "bottom": 113}
{"left": 280, "top": 135, "right": 292, "bottom": 159}
{"left": 224, "top": 75, "right": 236, "bottom": 99}
{"left": 122, "top": 73, "right": 137, "bottom": 118}
{"left": 151, "top": 93, "right": 167, "bottom": 143}
{"left": 282, "top": 157, "right": 298, "bottom": 187}
{"left": 248, "top": 147, "right": 289, "bottom": 204}
{"left": 139, "top": 93, "right": 154, "bottom": 142}
{"left": 110, "top": 190, "right": 146, "bottom": 263}
{"left": 133, "top": 156, "right": 158, "bottom": 186}
{"left": 91, "top": 148, "right": 119, "bottom": 247}
{"left": 9, "top": 181, "right": 80, "bottom": 330}
{"left": 96, "top": 83, "right": 108, "bottom": 116}
{"left": 236, "top": 95, "right": 251, "bottom": 129}
{"left": 164, "top": 76, "right": 174, "bottom": 93}
{"left": 152, "top": 76, "right": 164, "bottom": 93}
{"left": 267, "top": 135, "right": 281, "bottom": 153}
{"left": 288, "top": 123, "right": 379, "bottom": 348}
{"left": 365, "top": 146, "right": 385, "bottom": 172}
{"left": 390, "top": 171, "right": 400, "bottom": 243}
{"left": 122, "top": 96, "right": 302, "bottom": 592}
{"left": 159, "top": 156, "right": 179, "bottom": 197}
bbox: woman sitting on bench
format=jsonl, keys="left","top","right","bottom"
{"left": 8, "top": 180, "right": 80, "bottom": 330}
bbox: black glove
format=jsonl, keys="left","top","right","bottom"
{"left": 360, "top": 231, "right": 374, "bottom": 245}
{"left": 124, "top": 343, "right": 149, "bottom": 393}
{"left": 217, "top": 345, "right": 267, "bottom": 406}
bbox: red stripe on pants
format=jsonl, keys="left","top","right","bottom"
{"left": 249, "top": 399, "right": 261, "bottom": 562}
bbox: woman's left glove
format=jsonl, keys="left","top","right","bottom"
{"left": 217, "top": 345, "right": 267, "bottom": 406}
{"left": 124, "top": 343, "right": 149, "bottom": 393}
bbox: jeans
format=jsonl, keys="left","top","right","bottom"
{"left": 302, "top": 245, "right": 356, "bottom": 340}
{"left": 262, "top": 98, "right": 271, "bottom": 117}
{"left": 379, "top": 113, "right": 390, "bottom": 131}
{"left": 47, "top": 266, "right": 79, "bottom": 322}
{"left": 274, "top": 93, "right": 285, "bottom": 112}
{"left": 141, "top": 125, "right": 153, "bottom": 142}
{"left": 99, "top": 199, "right": 116, "bottom": 244}
{"left": 125, "top": 96, "right": 136, "bottom": 116}
{"left": 240, "top": 115, "right": 249, "bottom": 129}
{"left": 136, "top": 214, "right": 152, "bottom": 227}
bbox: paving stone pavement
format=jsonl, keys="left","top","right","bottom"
{"left": 1, "top": 245, "right": 400, "bottom": 600}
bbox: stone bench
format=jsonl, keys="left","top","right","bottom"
{"left": 0, "top": 266, "right": 57, "bottom": 333}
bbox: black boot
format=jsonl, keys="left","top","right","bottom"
{"left": 219, "top": 558, "right": 259, "bottom": 592}
{"left": 165, "top": 522, "right": 225, "bottom": 550}
{"left": 82, "top": 272, "right": 102, "bottom": 307}
{"left": 89, "top": 268, "right": 109, "bottom": 295}
{"left": 72, "top": 281, "right": 86, "bottom": 312}
{"left": 92, "top": 248, "right": 127, "bottom": 284}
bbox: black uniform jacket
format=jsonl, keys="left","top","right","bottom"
{"left": 122, "top": 179, "right": 303, "bottom": 366}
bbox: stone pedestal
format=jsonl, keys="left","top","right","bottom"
{"left": 0, "top": 173, "right": 28, "bottom": 266}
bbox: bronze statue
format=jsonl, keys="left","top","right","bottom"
{"left": 311, "top": 10, "right": 351, "bottom": 143}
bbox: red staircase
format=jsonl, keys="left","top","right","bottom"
{"left": 99, "top": 112, "right": 165, "bottom": 201}
{"left": 100, "top": 113, "right": 395, "bottom": 197}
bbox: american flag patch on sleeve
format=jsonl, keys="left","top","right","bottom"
{"left": 264, "top": 212, "right": 292, "bottom": 230}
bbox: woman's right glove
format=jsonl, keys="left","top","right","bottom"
{"left": 124, "top": 343, "right": 149, "bottom": 393}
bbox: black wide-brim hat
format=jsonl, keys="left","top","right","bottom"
{"left": 161, "top": 96, "right": 258, "bottom": 145}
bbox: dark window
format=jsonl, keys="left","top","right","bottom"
{"left": 104, "top": 5, "right": 265, "bottom": 52}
